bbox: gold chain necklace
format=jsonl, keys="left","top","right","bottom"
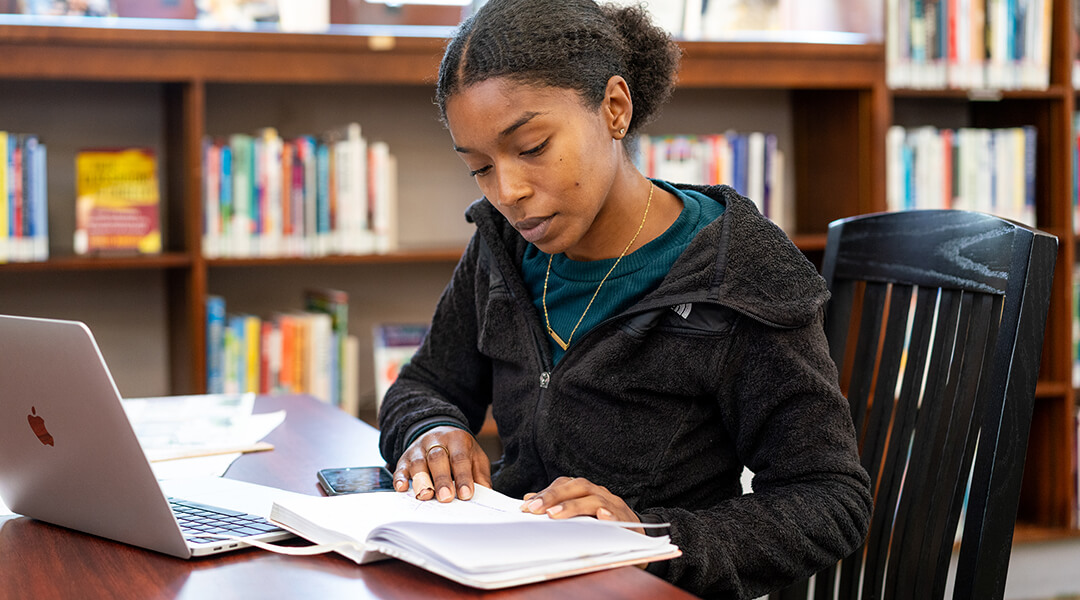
{"left": 542, "top": 183, "right": 654, "bottom": 352}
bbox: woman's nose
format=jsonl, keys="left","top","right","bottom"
{"left": 493, "top": 165, "right": 529, "bottom": 207}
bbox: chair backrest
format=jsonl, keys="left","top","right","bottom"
{"left": 773, "top": 210, "right": 1057, "bottom": 600}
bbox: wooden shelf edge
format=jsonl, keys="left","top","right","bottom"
{"left": 1013, "top": 522, "right": 1080, "bottom": 545}
{"left": 1035, "top": 380, "right": 1071, "bottom": 398}
{"left": 206, "top": 247, "right": 465, "bottom": 267}
{"left": 792, "top": 233, "right": 829, "bottom": 252}
{"left": 0, "top": 252, "right": 192, "bottom": 272}
{"left": 889, "top": 85, "right": 1070, "bottom": 100}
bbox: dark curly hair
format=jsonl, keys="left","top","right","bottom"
{"left": 435, "top": 0, "right": 681, "bottom": 138}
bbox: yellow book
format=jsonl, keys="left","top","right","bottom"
{"left": 244, "top": 315, "right": 262, "bottom": 394}
{"left": 74, "top": 148, "right": 161, "bottom": 255}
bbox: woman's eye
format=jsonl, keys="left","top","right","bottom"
{"left": 521, "top": 140, "right": 548, "bottom": 156}
{"left": 469, "top": 165, "right": 491, "bottom": 177}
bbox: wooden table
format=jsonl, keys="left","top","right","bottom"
{"left": 0, "top": 394, "right": 697, "bottom": 599}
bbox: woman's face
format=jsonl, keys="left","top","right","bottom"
{"left": 445, "top": 77, "right": 628, "bottom": 259}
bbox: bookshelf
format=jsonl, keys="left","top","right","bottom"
{"left": 0, "top": 5, "right": 1073, "bottom": 540}
{"left": 885, "top": 0, "right": 1077, "bottom": 537}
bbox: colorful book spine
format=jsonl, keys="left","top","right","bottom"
{"left": 373, "top": 323, "right": 429, "bottom": 413}
{"left": 206, "top": 291, "right": 358, "bottom": 409}
{"left": 206, "top": 295, "right": 226, "bottom": 394}
{"left": 885, "top": 124, "right": 1036, "bottom": 226}
{"left": 0, "top": 131, "right": 48, "bottom": 263}
{"left": 890, "top": 0, "right": 1050, "bottom": 90}
{"left": 202, "top": 123, "right": 398, "bottom": 259}
{"left": 304, "top": 288, "right": 349, "bottom": 409}
{"left": 634, "top": 132, "right": 790, "bottom": 232}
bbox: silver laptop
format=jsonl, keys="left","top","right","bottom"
{"left": 0, "top": 314, "right": 295, "bottom": 558}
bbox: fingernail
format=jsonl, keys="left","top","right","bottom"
{"left": 437, "top": 487, "right": 453, "bottom": 502}
{"left": 525, "top": 498, "right": 544, "bottom": 513}
{"left": 458, "top": 485, "right": 472, "bottom": 500}
{"left": 597, "top": 508, "right": 613, "bottom": 519}
{"left": 417, "top": 487, "right": 434, "bottom": 500}
{"left": 546, "top": 505, "right": 563, "bottom": 516}
{"left": 394, "top": 480, "right": 407, "bottom": 492}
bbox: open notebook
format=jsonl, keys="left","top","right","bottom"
{"left": 264, "top": 484, "right": 681, "bottom": 589}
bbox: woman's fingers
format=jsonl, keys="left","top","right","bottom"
{"left": 395, "top": 426, "right": 491, "bottom": 502}
{"left": 423, "top": 442, "right": 456, "bottom": 502}
{"left": 520, "top": 476, "right": 640, "bottom": 526}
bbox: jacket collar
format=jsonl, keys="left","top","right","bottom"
{"left": 465, "top": 183, "right": 828, "bottom": 329}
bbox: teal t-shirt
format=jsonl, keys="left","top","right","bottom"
{"left": 522, "top": 181, "right": 725, "bottom": 365}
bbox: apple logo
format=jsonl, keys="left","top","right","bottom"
{"left": 27, "top": 406, "right": 54, "bottom": 446}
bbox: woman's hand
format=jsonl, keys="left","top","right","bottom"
{"left": 393, "top": 426, "right": 491, "bottom": 502}
{"left": 520, "top": 476, "right": 643, "bottom": 533}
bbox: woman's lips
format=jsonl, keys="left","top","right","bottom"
{"left": 515, "top": 215, "right": 553, "bottom": 243}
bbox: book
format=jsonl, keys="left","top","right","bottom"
{"left": 268, "top": 484, "right": 680, "bottom": 590}
{"left": 74, "top": 147, "right": 161, "bottom": 256}
{"left": 206, "top": 295, "right": 227, "bottom": 394}
{"left": 373, "top": 323, "right": 428, "bottom": 411}
{"left": 634, "top": 131, "right": 789, "bottom": 231}
{"left": 304, "top": 288, "right": 349, "bottom": 408}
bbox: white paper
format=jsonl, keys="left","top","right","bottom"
{"left": 270, "top": 485, "right": 680, "bottom": 589}
{"left": 122, "top": 393, "right": 285, "bottom": 478}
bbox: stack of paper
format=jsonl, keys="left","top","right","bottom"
{"left": 270, "top": 485, "right": 680, "bottom": 589}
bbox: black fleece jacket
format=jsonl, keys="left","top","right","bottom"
{"left": 379, "top": 184, "right": 872, "bottom": 599}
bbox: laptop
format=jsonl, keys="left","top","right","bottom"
{"left": 0, "top": 314, "right": 297, "bottom": 558}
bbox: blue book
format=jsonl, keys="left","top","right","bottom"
{"left": 316, "top": 142, "right": 331, "bottom": 245}
{"left": 206, "top": 295, "right": 226, "bottom": 394}
{"left": 730, "top": 133, "right": 747, "bottom": 198}
{"left": 220, "top": 143, "right": 233, "bottom": 238}
{"left": 33, "top": 139, "right": 47, "bottom": 261}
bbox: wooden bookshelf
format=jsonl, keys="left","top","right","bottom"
{"left": 0, "top": 6, "right": 1074, "bottom": 539}
{"left": 886, "top": 0, "right": 1076, "bottom": 534}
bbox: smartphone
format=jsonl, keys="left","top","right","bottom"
{"left": 317, "top": 466, "right": 396, "bottom": 495}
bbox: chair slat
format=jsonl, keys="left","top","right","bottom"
{"left": 887, "top": 288, "right": 965, "bottom": 600}
{"left": 850, "top": 284, "right": 916, "bottom": 598}
{"left": 869, "top": 286, "right": 939, "bottom": 600}
{"left": 845, "top": 281, "right": 889, "bottom": 439}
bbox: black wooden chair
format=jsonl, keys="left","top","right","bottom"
{"left": 772, "top": 210, "right": 1058, "bottom": 600}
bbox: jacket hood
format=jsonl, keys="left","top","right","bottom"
{"left": 465, "top": 183, "right": 829, "bottom": 329}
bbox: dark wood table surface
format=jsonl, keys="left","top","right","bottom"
{"left": 0, "top": 394, "right": 698, "bottom": 599}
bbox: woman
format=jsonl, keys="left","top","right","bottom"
{"left": 378, "top": 0, "right": 872, "bottom": 597}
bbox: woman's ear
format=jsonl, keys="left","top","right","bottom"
{"left": 603, "top": 76, "right": 633, "bottom": 140}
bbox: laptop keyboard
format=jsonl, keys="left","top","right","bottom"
{"left": 169, "top": 497, "right": 286, "bottom": 545}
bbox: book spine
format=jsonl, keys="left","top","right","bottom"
{"left": 224, "top": 314, "right": 242, "bottom": 394}
{"left": 1022, "top": 125, "right": 1036, "bottom": 226}
{"left": 316, "top": 142, "right": 331, "bottom": 257}
{"left": 244, "top": 315, "right": 262, "bottom": 394}
{"left": 220, "top": 143, "right": 233, "bottom": 255}
{"left": 32, "top": 138, "right": 47, "bottom": 261}
{"left": 206, "top": 295, "right": 226, "bottom": 394}
{"left": 305, "top": 288, "right": 349, "bottom": 408}
{"left": 12, "top": 137, "right": 22, "bottom": 259}
{"left": 0, "top": 131, "right": 7, "bottom": 264}
{"left": 203, "top": 138, "right": 221, "bottom": 258}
